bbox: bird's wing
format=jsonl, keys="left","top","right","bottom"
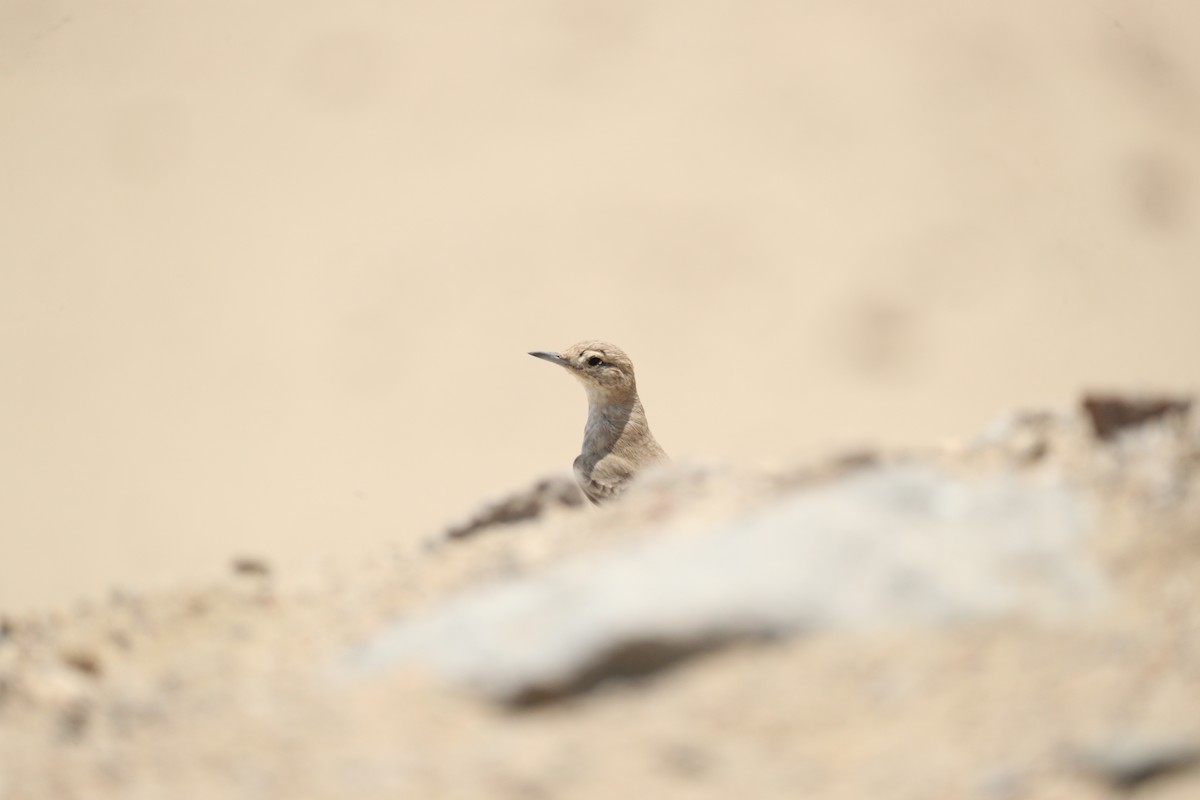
{"left": 574, "top": 454, "right": 634, "bottom": 505}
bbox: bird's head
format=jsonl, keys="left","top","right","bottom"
{"left": 529, "top": 340, "right": 639, "bottom": 405}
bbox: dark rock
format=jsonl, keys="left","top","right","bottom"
{"left": 60, "top": 649, "right": 102, "bottom": 679}
{"left": 441, "top": 474, "right": 585, "bottom": 541}
{"left": 1076, "top": 735, "right": 1200, "bottom": 791}
{"left": 231, "top": 556, "right": 271, "bottom": 576}
{"left": 1082, "top": 394, "right": 1191, "bottom": 441}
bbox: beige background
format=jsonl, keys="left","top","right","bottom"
{"left": 2, "top": 0, "right": 1197, "bottom": 610}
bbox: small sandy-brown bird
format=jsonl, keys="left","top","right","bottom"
{"left": 529, "top": 341, "right": 668, "bottom": 504}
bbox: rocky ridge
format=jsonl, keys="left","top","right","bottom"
{"left": 0, "top": 396, "right": 1197, "bottom": 799}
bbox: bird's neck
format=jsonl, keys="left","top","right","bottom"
{"left": 583, "top": 393, "right": 645, "bottom": 454}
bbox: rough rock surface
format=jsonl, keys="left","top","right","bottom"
{"left": 352, "top": 466, "right": 1101, "bottom": 704}
{"left": 1, "top": 405, "right": 1199, "bottom": 800}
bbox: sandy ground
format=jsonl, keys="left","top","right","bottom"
{"left": 2, "top": 0, "right": 1199, "bottom": 610}
{"left": 1, "top": 405, "right": 1198, "bottom": 799}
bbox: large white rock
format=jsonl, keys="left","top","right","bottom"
{"left": 348, "top": 465, "right": 1103, "bottom": 704}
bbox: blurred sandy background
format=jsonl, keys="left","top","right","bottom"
{"left": 1, "top": 0, "right": 1197, "bottom": 611}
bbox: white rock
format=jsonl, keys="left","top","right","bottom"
{"left": 348, "top": 465, "right": 1103, "bottom": 704}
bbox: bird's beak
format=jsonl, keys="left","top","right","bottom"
{"left": 529, "top": 350, "right": 569, "bottom": 367}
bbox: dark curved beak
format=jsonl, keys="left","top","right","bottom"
{"left": 529, "top": 350, "right": 569, "bottom": 367}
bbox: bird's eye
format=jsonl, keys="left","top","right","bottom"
{"left": 587, "top": 356, "right": 603, "bottom": 367}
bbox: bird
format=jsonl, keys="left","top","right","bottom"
{"left": 529, "top": 341, "right": 668, "bottom": 504}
